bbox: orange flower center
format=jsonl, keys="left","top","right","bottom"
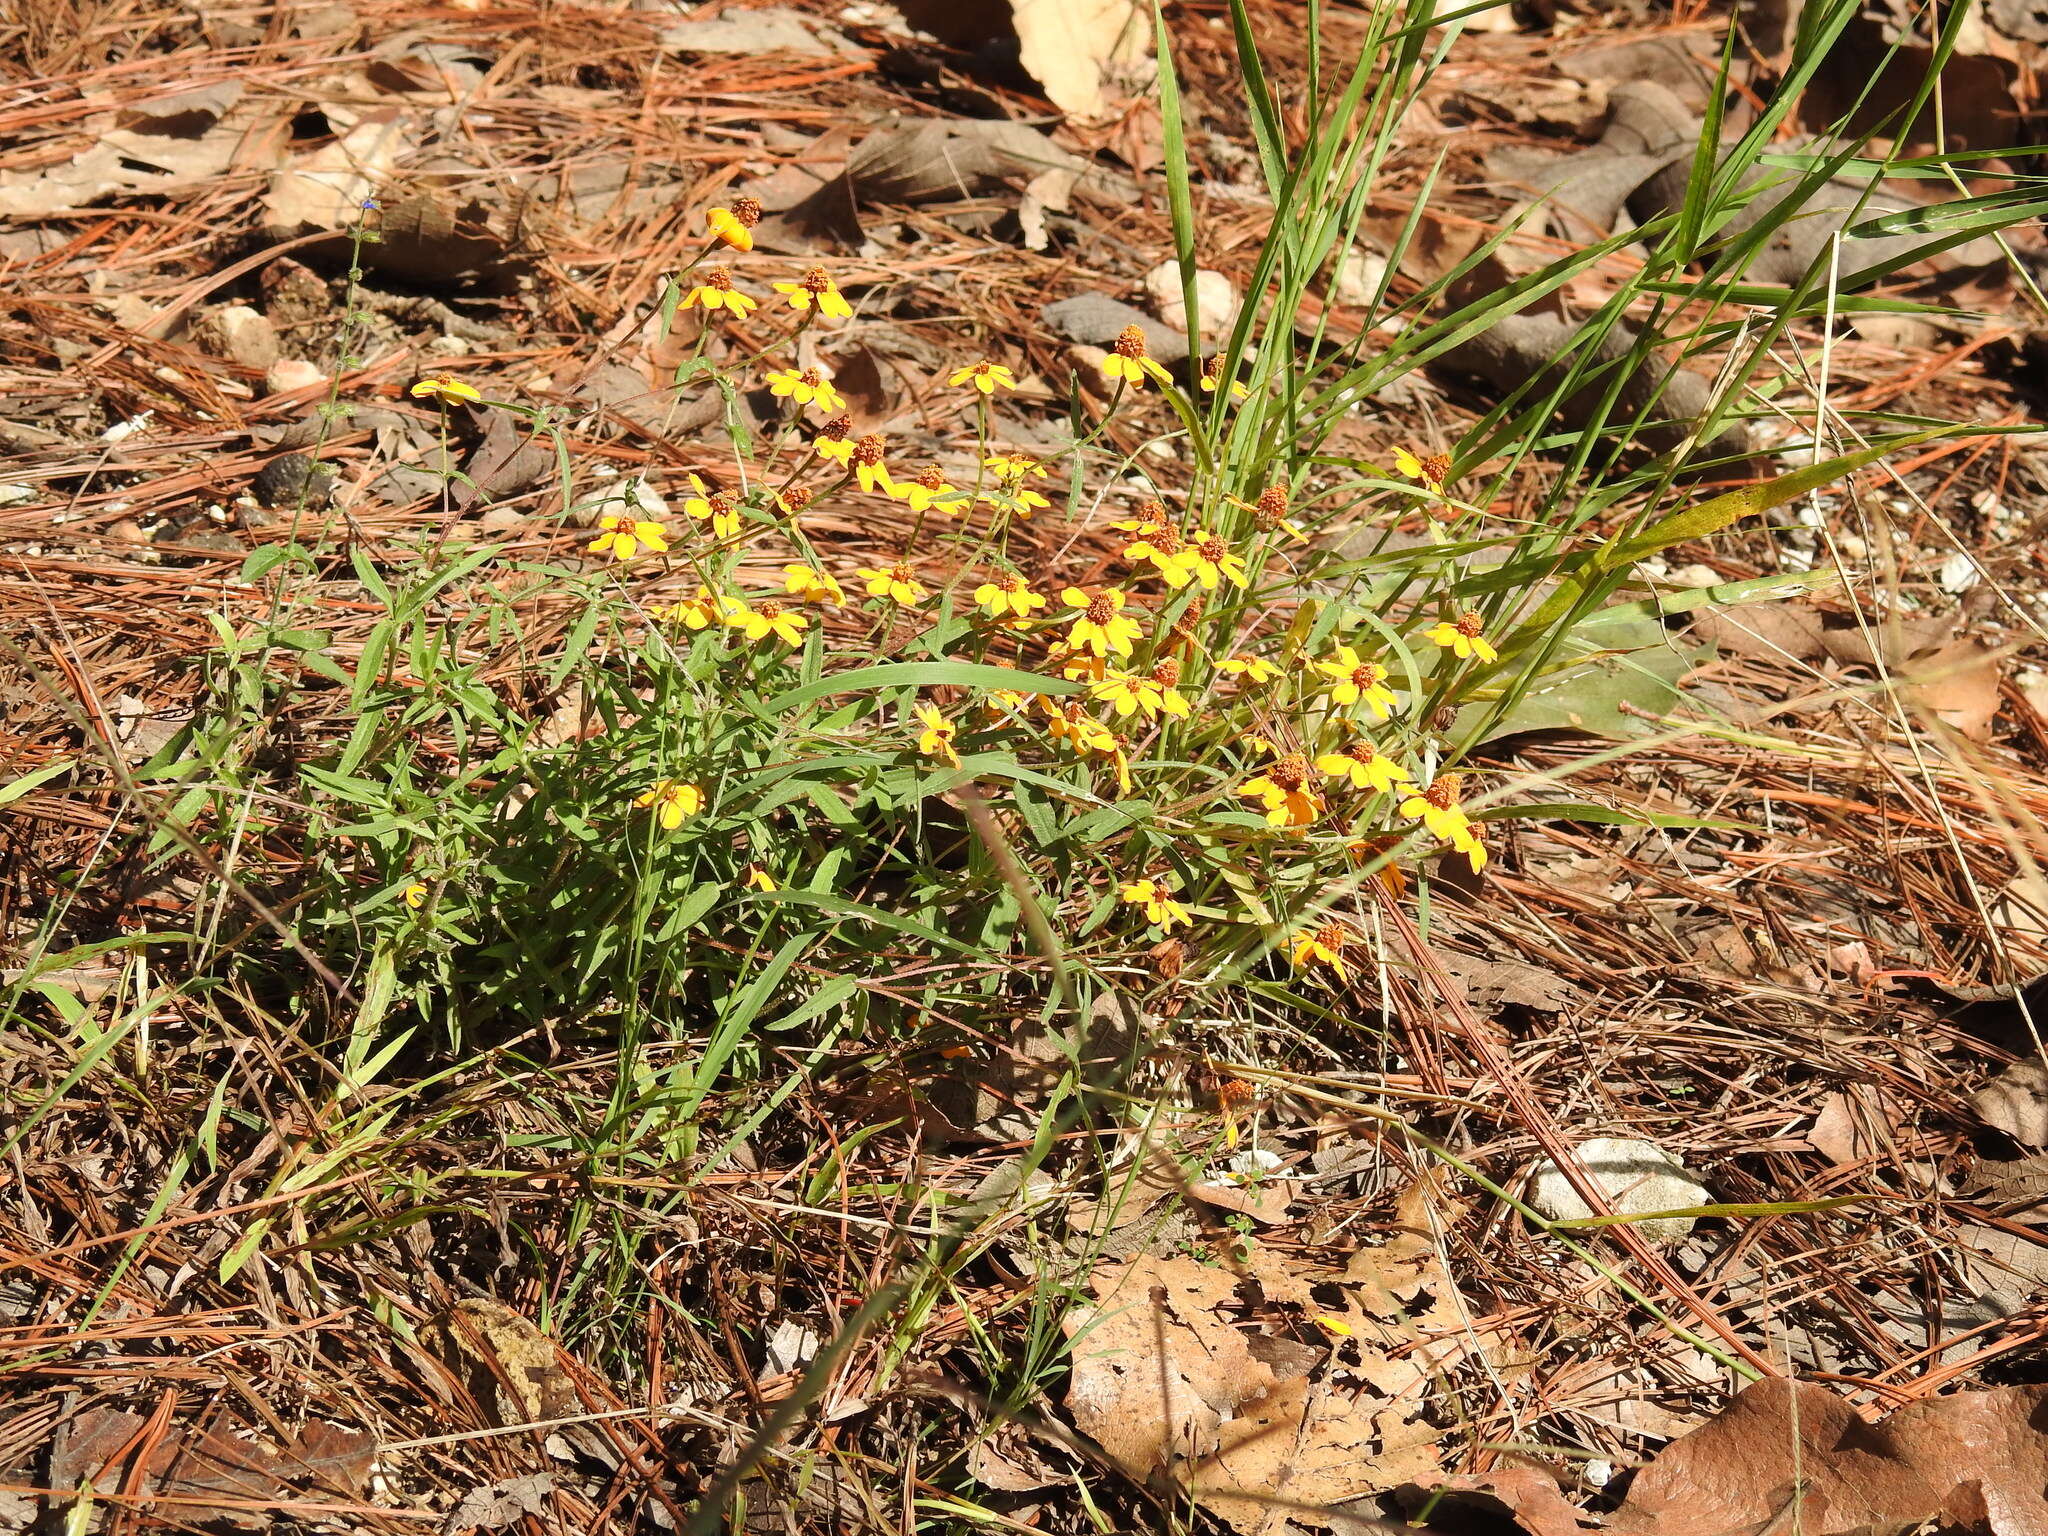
{"left": 889, "top": 563, "right": 914, "bottom": 584}
{"left": 1314, "top": 922, "right": 1349, "bottom": 951}
{"left": 1112, "top": 324, "right": 1147, "bottom": 360}
{"left": 1217, "top": 1076, "right": 1253, "bottom": 1109}
{"left": 819, "top": 415, "right": 851, "bottom": 440}
{"left": 1147, "top": 526, "right": 1184, "bottom": 555}
{"left": 1421, "top": 452, "right": 1451, "bottom": 484}
{"left": 1455, "top": 612, "right": 1484, "bottom": 638}
{"left": 799, "top": 367, "right": 823, "bottom": 386}
{"left": 1424, "top": 774, "right": 1462, "bottom": 810}
{"left": 1256, "top": 485, "right": 1288, "bottom": 517}
{"left": 800, "top": 267, "right": 832, "bottom": 294}
{"left": 1196, "top": 536, "right": 1227, "bottom": 562}
{"left": 759, "top": 601, "right": 784, "bottom": 620}
{"left": 999, "top": 574, "right": 1027, "bottom": 593}
{"left": 729, "top": 196, "right": 761, "bottom": 226}
{"left": 915, "top": 465, "right": 946, "bottom": 490}
{"left": 852, "top": 435, "right": 885, "bottom": 467}
{"left": 1150, "top": 657, "right": 1181, "bottom": 686}
{"left": 1350, "top": 663, "right": 1383, "bottom": 690}
{"left": 1084, "top": 594, "right": 1116, "bottom": 625}
{"left": 1269, "top": 755, "right": 1310, "bottom": 792}
{"left": 1138, "top": 498, "right": 1169, "bottom": 522}
{"left": 704, "top": 267, "right": 733, "bottom": 291}
{"left": 780, "top": 486, "right": 813, "bottom": 512}
{"left": 1345, "top": 741, "right": 1379, "bottom": 764}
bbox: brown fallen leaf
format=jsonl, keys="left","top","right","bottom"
{"left": 427, "top": 1297, "right": 575, "bottom": 1428}
{"left": 1398, "top": 1467, "right": 1592, "bottom": 1536}
{"left": 1974, "top": 1059, "right": 2048, "bottom": 1147}
{"left": 1062, "top": 1255, "right": 1280, "bottom": 1477}
{"left": 893, "top": 0, "right": 1149, "bottom": 120}
{"left": 1907, "top": 637, "right": 2003, "bottom": 740}
{"left": 48, "top": 1410, "right": 372, "bottom": 1529}
{"left": 1607, "top": 1378, "right": 2048, "bottom": 1536}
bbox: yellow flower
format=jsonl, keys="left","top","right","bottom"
{"left": 814, "top": 415, "right": 855, "bottom": 466}
{"left": 784, "top": 564, "right": 845, "bottom": 605}
{"left": 587, "top": 512, "right": 670, "bottom": 563}
{"left": 678, "top": 267, "right": 758, "bottom": 319}
{"left": 1114, "top": 506, "right": 1191, "bottom": 584}
{"left": 1217, "top": 654, "right": 1277, "bottom": 684}
{"left": 409, "top": 377, "right": 479, "bottom": 406}
{"left": 1092, "top": 660, "right": 1190, "bottom": 721}
{"left": 1313, "top": 644, "right": 1398, "bottom": 719}
{"left": 1099, "top": 324, "right": 1174, "bottom": 389}
{"left": 981, "top": 452, "right": 1051, "bottom": 516}
{"left": 950, "top": 360, "right": 1018, "bottom": 394}
{"left": 1399, "top": 773, "right": 1472, "bottom": 844}
{"left": 706, "top": 197, "right": 760, "bottom": 251}
{"left": 636, "top": 779, "right": 704, "bottom": 830}
{"left": 1424, "top": 612, "right": 1499, "bottom": 664}
{"left": 1237, "top": 754, "right": 1323, "bottom": 828}
{"left": 984, "top": 452, "right": 1048, "bottom": 483}
{"left": 982, "top": 687, "right": 1033, "bottom": 719}
{"left": 1178, "top": 530, "right": 1248, "bottom": 591}
{"left": 725, "top": 599, "right": 808, "bottom": 646}
{"left": 1119, "top": 877, "right": 1190, "bottom": 931}
{"left": 1392, "top": 445, "right": 1451, "bottom": 491}
{"left": 1199, "top": 357, "right": 1249, "bottom": 401}
{"left": 1056, "top": 649, "right": 1108, "bottom": 683}
{"left": 1315, "top": 739, "right": 1411, "bottom": 794}
{"left": 1045, "top": 703, "right": 1132, "bottom": 795}
{"left": 1247, "top": 483, "right": 1306, "bottom": 542}
{"left": 1060, "top": 586, "right": 1143, "bottom": 659}
{"left": 681, "top": 473, "right": 742, "bottom": 539}
{"left": 856, "top": 563, "right": 927, "bottom": 604}
{"left": 847, "top": 434, "right": 895, "bottom": 496}
{"left": 654, "top": 585, "right": 738, "bottom": 629}
{"left": 894, "top": 463, "right": 968, "bottom": 515}
{"left": 913, "top": 702, "right": 961, "bottom": 767}
{"left": 742, "top": 863, "right": 778, "bottom": 891}
{"left": 765, "top": 366, "right": 847, "bottom": 412}
{"left": 402, "top": 881, "right": 428, "bottom": 909}
{"left": 1290, "top": 921, "right": 1353, "bottom": 980}
{"left": 974, "top": 573, "right": 1047, "bottom": 620}
{"left": 772, "top": 266, "right": 854, "bottom": 319}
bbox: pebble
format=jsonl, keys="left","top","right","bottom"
{"left": 1142, "top": 260, "right": 1238, "bottom": 338}
{"left": 1940, "top": 551, "right": 1982, "bottom": 594}
{"left": 1525, "top": 1136, "right": 1708, "bottom": 1246}
{"left": 196, "top": 304, "right": 280, "bottom": 369}
{"left": 266, "top": 358, "right": 327, "bottom": 395}
{"left": 1330, "top": 245, "right": 1389, "bottom": 308}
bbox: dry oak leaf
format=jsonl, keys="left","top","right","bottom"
{"left": 1975, "top": 1058, "right": 2048, "bottom": 1148}
{"left": 427, "top": 1297, "right": 575, "bottom": 1428}
{"left": 1062, "top": 1255, "right": 1278, "bottom": 1477}
{"left": 1193, "top": 1369, "right": 1440, "bottom": 1536}
{"left": 1608, "top": 1377, "right": 2048, "bottom": 1536}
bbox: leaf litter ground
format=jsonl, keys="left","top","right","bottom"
{"left": 10, "top": 0, "right": 2048, "bottom": 1532}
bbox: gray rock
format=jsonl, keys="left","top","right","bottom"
{"left": 1526, "top": 1136, "right": 1709, "bottom": 1246}
{"left": 1041, "top": 294, "right": 1189, "bottom": 364}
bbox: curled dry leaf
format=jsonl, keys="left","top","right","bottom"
{"left": 1974, "top": 1058, "right": 2048, "bottom": 1147}
{"left": 1607, "top": 1377, "right": 2048, "bottom": 1536}
{"left": 426, "top": 1298, "right": 575, "bottom": 1428}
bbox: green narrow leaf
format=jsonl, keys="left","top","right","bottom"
{"left": 763, "top": 663, "right": 1082, "bottom": 715}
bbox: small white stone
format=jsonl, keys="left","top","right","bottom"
{"left": 266, "top": 358, "right": 327, "bottom": 395}
{"left": 1143, "top": 260, "right": 1238, "bottom": 338}
{"left": 0, "top": 484, "right": 34, "bottom": 507}
{"left": 1330, "top": 246, "right": 1389, "bottom": 308}
{"left": 1668, "top": 563, "right": 1721, "bottom": 589}
{"left": 1940, "top": 551, "right": 1982, "bottom": 594}
{"left": 1525, "top": 1136, "right": 1709, "bottom": 1246}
